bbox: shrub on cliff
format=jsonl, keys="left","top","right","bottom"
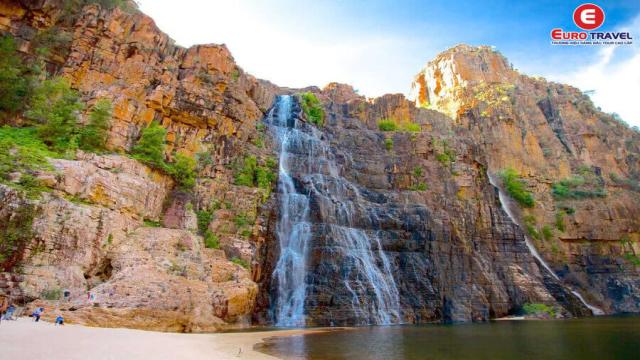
{"left": 231, "top": 257, "right": 250, "bottom": 269}
{"left": 26, "top": 77, "right": 84, "bottom": 152}
{"left": 204, "top": 230, "right": 220, "bottom": 249}
{"left": 522, "top": 303, "right": 556, "bottom": 317}
{"left": 168, "top": 153, "right": 197, "bottom": 190}
{"left": 234, "top": 155, "right": 277, "bottom": 194}
{"left": 384, "top": 138, "right": 394, "bottom": 151}
{"left": 234, "top": 155, "right": 258, "bottom": 187}
{"left": 132, "top": 122, "right": 167, "bottom": 169}
{"left": 432, "top": 138, "right": 456, "bottom": 166}
{"left": 196, "top": 209, "right": 214, "bottom": 235}
{"left": 0, "top": 36, "right": 32, "bottom": 116}
{"left": 403, "top": 122, "right": 421, "bottom": 132}
{"left": 552, "top": 173, "right": 607, "bottom": 199}
{"left": 300, "top": 92, "right": 325, "bottom": 127}
{"left": 0, "top": 127, "right": 60, "bottom": 198}
{"left": 132, "top": 123, "right": 197, "bottom": 189}
{"left": 378, "top": 119, "right": 398, "bottom": 131}
{"left": 499, "top": 168, "right": 535, "bottom": 208}
{"left": 378, "top": 119, "right": 421, "bottom": 132}
{"left": 0, "top": 203, "right": 37, "bottom": 271}
{"left": 79, "top": 99, "right": 112, "bottom": 152}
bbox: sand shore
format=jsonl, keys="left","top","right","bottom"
{"left": 0, "top": 317, "right": 317, "bottom": 360}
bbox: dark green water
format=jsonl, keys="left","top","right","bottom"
{"left": 256, "top": 317, "right": 640, "bottom": 360}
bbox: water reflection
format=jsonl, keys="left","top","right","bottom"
{"left": 257, "top": 317, "right": 640, "bottom": 360}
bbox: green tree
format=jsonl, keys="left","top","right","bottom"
{"left": 79, "top": 99, "right": 112, "bottom": 152}
{"left": 169, "top": 153, "right": 197, "bottom": 189}
{"left": 132, "top": 122, "right": 167, "bottom": 169}
{"left": 26, "top": 77, "right": 83, "bottom": 151}
{"left": 0, "top": 36, "right": 31, "bottom": 116}
{"left": 300, "top": 92, "right": 325, "bottom": 126}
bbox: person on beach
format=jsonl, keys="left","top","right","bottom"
{"left": 0, "top": 296, "right": 7, "bottom": 324}
{"left": 3, "top": 304, "right": 15, "bottom": 320}
{"left": 55, "top": 315, "right": 64, "bottom": 326}
{"left": 32, "top": 307, "right": 44, "bottom": 322}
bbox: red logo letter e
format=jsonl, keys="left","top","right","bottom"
{"left": 573, "top": 3, "right": 605, "bottom": 30}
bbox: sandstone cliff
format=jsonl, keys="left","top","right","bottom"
{"left": 0, "top": 0, "right": 279, "bottom": 331}
{"left": 410, "top": 44, "right": 640, "bottom": 313}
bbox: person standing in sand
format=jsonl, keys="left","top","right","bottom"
{"left": 0, "top": 296, "right": 8, "bottom": 324}
{"left": 32, "top": 307, "right": 44, "bottom": 322}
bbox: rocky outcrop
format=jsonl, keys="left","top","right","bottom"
{"left": 51, "top": 152, "right": 174, "bottom": 220}
{"left": 410, "top": 44, "right": 640, "bottom": 314}
{"left": 0, "top": 153, "right": 259, "bottom": 331}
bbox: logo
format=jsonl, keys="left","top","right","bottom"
{"left": 573, "top": 3, "right": 605, "bottom": 30}
{"left": 550, "top": 3, "right": 632, "bottom": 46}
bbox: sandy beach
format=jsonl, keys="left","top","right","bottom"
{"left": 0, "top": 318, "right": 316, "bottom": 360}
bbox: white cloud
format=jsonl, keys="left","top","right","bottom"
{"left": 548, "top": 16, "right": 640, "bottom": 127}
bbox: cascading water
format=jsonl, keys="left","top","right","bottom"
{"left": 269, "top": 95, "right": 310, "bottom": 326}
{"left": 487, "top": 172, "right": 604, "bottom": 315}
{"left": 266, "top": 95, "right": 401, "bottom": 326}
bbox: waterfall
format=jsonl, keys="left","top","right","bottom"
{"left": 269, "top": 95, "right": 311, "bottom": 326}
{"left": 267, "top": 95, "right": 401, "bottom": 326}
{"left": 487, "top": 172, "right": 604, "bottom": 315}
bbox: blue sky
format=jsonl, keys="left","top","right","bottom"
{"left": 137, "top": 0, "right": 640, "bottom": 126}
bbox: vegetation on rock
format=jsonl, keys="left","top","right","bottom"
{"left": 0, "top": 127, "right": 58, "bottom": 198}
{"left": 143, "top": 219, "right": 161, "bottom": 227}
{"left": 79, "top": 99, "right": 112, "bottom": 152}
{"left": 300, "top": 92, "right": 325, "bottom": 127}
{"left": 552, "top": 173, "right": 607, "bottom": 200}
{"left": 204, "top": 231, "right": 220, "bottom": 249}
{"left": 231, "top": 257, "right": 250, "bottom": 269}
{"left": 132, "top": 122, "right": 168, "bottom": 169}
{"left": 234, "top": 155, "right": 277, "bottom": 195}
{"left": 555, "top": 211, "right": 566, "bottom": 232}
{"left": 196, "top": 208, "right": 220, "bottom": 249}
{"left": 523, "top": 215, "right": 540, "bottom": 240}
{"left": 431, "top": 138, "right": 456, "bottom": 167}
{"left": 0, "top": 202, "right": 37, "bottom": 271}
{"left": 378, "top": 119, "right": 421, "bottom": 132}
{"left": 0, "top": 36, "right": 34, "bottom": 117}
{"left": 499, "top": 168, "right": 535, "bottom": 207}
{"left": 384, "top": 138, "right": 394, "bottom": 151}
{"left": 42, "top": 288, "right": 63, "bottom": 300}
{"left": 522, "top": 303, "right": 556, "bottom": 317}
{"left": 27, "top": 77, "right": 84, "bottom": 152}
{"left": 132, "top": 122, "right": 196, "bottom": 189}
{"left": 168, "top": 153, "right": 197, "bottom": 190}
{"left": 196, "top": 209, "right": 214, "bottom": 235}
{"left": 409, "top": 166, "right": 428, "bottom": 191}
{"left": 378, "top": 119, "right": 398, "bottom": 131}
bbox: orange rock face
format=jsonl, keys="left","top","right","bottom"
{"left": 410, "top": 44, "right": 640, "bottom": 313}
{"left": 0, "top": 0, "right": 279, "bottom": 332}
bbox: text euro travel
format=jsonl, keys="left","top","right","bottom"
{"left": 551, "top": 29, "right": 633, "bottom": 41}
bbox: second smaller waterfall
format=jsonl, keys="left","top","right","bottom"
{"left": 487, "top": 172, "right": 604, "bottom": 315}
